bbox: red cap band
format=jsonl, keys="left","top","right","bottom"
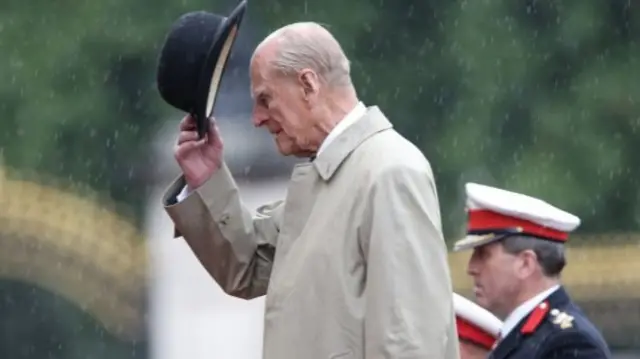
{"left": 467, "top": 209, "right": 568, "bottom": 242}
{"left": 456, "top": 317, "right": 497, "bottom": 350}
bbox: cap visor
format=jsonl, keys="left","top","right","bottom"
{"left": 453, "top": 233, "right": 506, "bottom": 252}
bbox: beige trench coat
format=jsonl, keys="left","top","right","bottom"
{"left": 163, "top": 106, "right": 460, "bottom": 359}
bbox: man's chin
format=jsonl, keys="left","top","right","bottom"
{"left": 473, "top": 290, "right": 489, "bottom": 307}
{"left": 275, "top": 141, "right": 313, "bottom": 158}
{"left": 275, "top": 144, "right": 294, "bottom": 157}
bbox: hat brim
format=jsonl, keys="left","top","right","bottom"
{"left": 194, "top": 0, "right": 247, "bottom": 138}
{"left": 452, "top": 233, "right": 509, "bottom": 252}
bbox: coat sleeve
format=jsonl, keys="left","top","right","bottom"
{"left": 537, "top": 330, "right": 610, "bottom": 359}
{"left": 163, "top": 163, "right": 283, "bottom": 300}
{"left": 360, "top": 163, "right": 458, "bottom": 359}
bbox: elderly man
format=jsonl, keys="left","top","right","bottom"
{"left": 453, "top": 183, "right": 611, "bottom": 359}
{"left": 162, "top": 22, "right": 459, "bottom": 359}
{"left": 453, "top": 293, "right": 502, "bottom": 359}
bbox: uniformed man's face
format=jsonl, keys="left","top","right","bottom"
{"left": 459, "top": 340, "right": 489, "bottom": 359}
{"left": 466, "top": 241, "right": 522, "bottom": 318}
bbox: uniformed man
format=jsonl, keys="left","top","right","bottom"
{"left": 453, "top": 183, "right": 612, "bottom": 359}
{"left": 453, "top": 292, "right": 502, "bottom": 359}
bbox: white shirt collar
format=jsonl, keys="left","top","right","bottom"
{"left": 316, "top": 101, "right": 366, "bottom": 156}
{"left": 499, "top": 284, "right": 560, "bottom": 338}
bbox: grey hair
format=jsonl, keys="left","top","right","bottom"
{"left": 257, "top": 22, "right": 352, "bottom": 87}
{"left": 501, "top": 235, "right": 566, "bottom": 277}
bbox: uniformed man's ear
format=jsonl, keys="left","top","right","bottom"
{"left": 516, "top": 249, "right": 539, "bottom": 278}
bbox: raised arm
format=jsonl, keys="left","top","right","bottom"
{"left": 161, "top": 115, "right": 282, "bottom": 299}
{"left": 163, "top": 164, "right": 281, "bottom": 299}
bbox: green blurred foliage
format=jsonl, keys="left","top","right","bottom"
{"left": 0, "top": 280, "right": 146, "bottom": 359}
{"left": 0, "top": 0, "right": 232, "bottom": 227}
{"left": 0, "top": 0, "right": 229, "bottom": 356}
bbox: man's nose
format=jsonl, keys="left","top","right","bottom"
{"left": 253, "top": 111, "right": 267, "bottom": 127}
{"left": 466, "top": 256, "right": 478, "bottom": 276}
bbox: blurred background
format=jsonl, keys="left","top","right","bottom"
{"left": 1, "top": 0, "right": 639, "bottom": 358}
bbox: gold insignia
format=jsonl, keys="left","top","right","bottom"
{"left": 550, "top": 309, "right": 574, "bottom": 329}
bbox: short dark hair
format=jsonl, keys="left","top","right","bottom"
{"left": 501, "top": 235, "right": 566, "bottom": 277}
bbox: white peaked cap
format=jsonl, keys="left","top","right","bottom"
{"left": 453, "top": 182, "right": 581, "bottom": 251}
{"left": 453, "top": 293, "right": 502, "bottom": 349}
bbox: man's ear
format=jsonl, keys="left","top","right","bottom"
{"left": 298, "top": 69, "right": 319, "bottom": 98}
{"left": 516, "top": 249, "right": 539, "bottom": 279}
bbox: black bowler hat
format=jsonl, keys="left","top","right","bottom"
{"left": 156, "top": 0, "right": 247, "bottom": 138}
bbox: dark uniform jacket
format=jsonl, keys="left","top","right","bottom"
{"left": 488, "top": 286, "right": 611, "bottom": 359}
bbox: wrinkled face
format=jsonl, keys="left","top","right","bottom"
{"left": 459, "top": 340, "right": 490, "bottom": 359}
{"left": 466, "top": 241, "right": 522, "bottom": 318}
{"left": 249, "top": 51, "right": 318, "bottom": 157}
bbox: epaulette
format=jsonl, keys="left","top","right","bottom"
{"left": 549, "top": 308, "right": 575, "bottom": 329}
{"left": 521, "top": 301, "right": 550, "bottom": 334}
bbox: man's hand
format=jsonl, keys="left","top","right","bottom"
{"left": 174, "top": 115, "right": 224, "bottom": 189}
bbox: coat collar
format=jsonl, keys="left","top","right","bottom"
{"left": 490, "top": 286, "right": 571, "bottom": 359}
{"left": 316, "top": 101, "right": 366, "bottom": 156}
{"left": 545, "top": 285, "right": 571, "bottom": 308}
{"left": 312, "top": 106, "right": 392, "bottom": 181}
{"left": 500, "top": 285, "right": 559, "bottom": 339}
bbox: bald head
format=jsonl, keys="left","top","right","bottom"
{"left": 249, "top": 22, "right": 359, "bottom": 158}
{"left": 253, "top": 22, "right": 352, "bottom": 88}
